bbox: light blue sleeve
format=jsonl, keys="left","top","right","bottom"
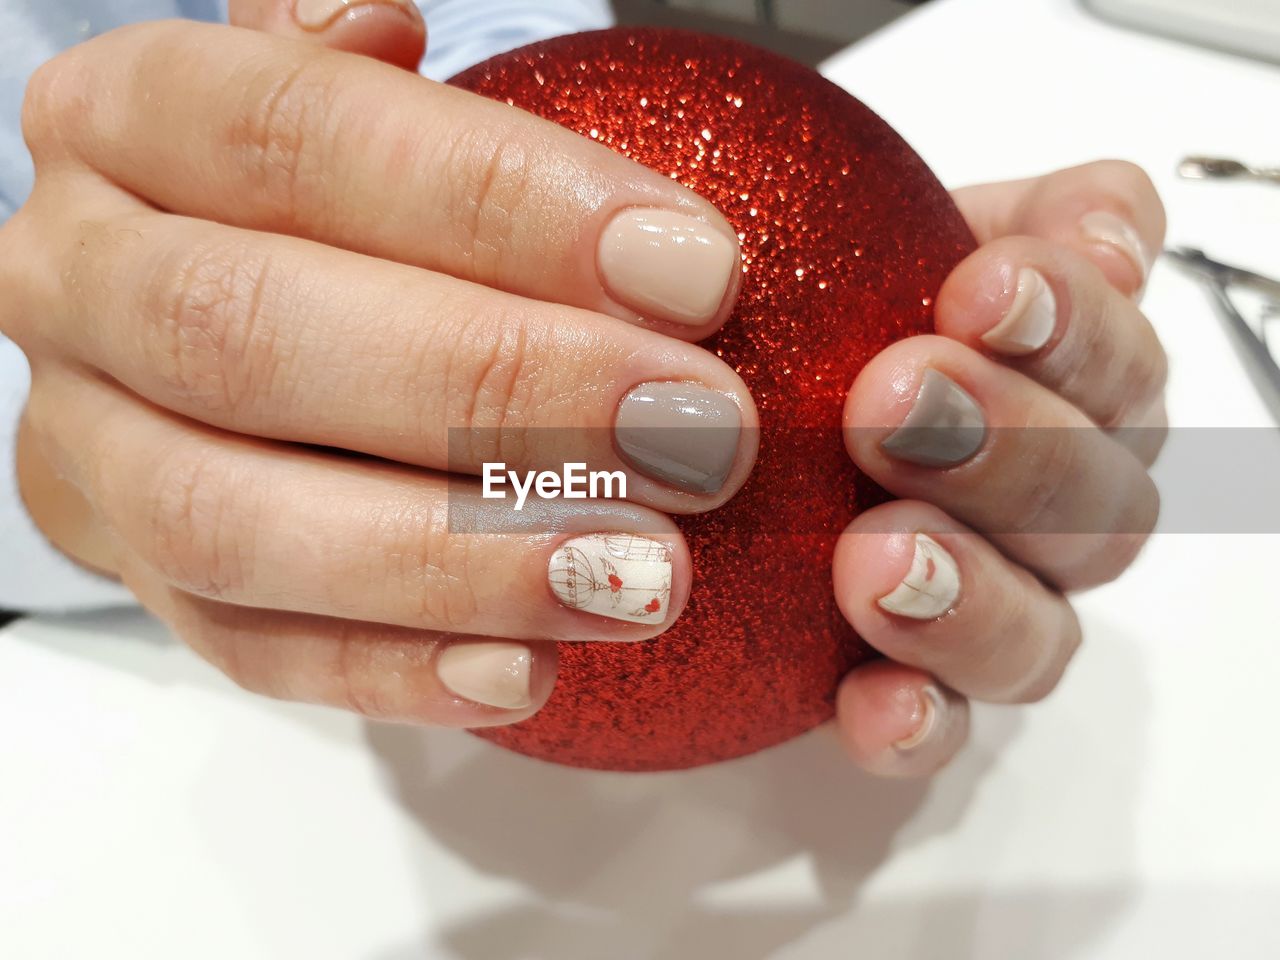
{"left": 0, "top": 0, "right": 612, "bottom": 612}
{"left": 420, "top": 0, "right": 612, "bottom": 80}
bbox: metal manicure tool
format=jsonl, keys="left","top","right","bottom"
{"left": 1164, "top": 247, "right": 1280, "bottom": 423}
{"left": 1177, "top": 156, "right": 1280, "bottom": 186}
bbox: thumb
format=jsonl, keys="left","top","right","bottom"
{"left": 228, "top": 0, "right": 426, "bottom": 71}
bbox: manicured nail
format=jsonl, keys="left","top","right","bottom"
{"left": 878, "top": 533, "right": 960, "bottom": 620}
{"left": 981, "top": 267, "right": 1057, "bottom": 356}
{"left": 615, "top": 382, "right": 741, "bottom": 493}
{"left": 598, "top": 209, "right": 739, "bottom": 324}
{"left": 894, "top": 684, "right": 945, "bottom": 751}
{"left": 294, "top": 0, "right": 413, "bottom": 30}
{"left": 437, "top": 641, "right": 532, "bottom": 709}
{"left": 547, "top": 533, "right": 673, "bottom": 624}
{"left": 1080, "top": 211, "right": 1148, "bottom": 281}
{"left": 881, "top": 369, "right": 985, "bottom": 467}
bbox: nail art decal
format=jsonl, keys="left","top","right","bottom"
{"left": 877, "top": 533, "right": 960, "bottom": 620}
{"left": 548, "top": 534, "right": 673, "bottom": 623}
{"left": 981, "top": 267, "right": 1057, "bottom": 356}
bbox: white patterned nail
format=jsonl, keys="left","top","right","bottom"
{"left": 894, "top": 684, "right": 944, "bottom": 751}
{"left": 1080, "top": 211, "right": 1148, "bottom": 282}
{"left": 981, "top": 267, "right": 1057, "bottom": 356}
{"left": 877, "top": 533, "right": 960, "bottom": 620}
{"left": 437, "top": 642, "right": 532, "bottom": 710}
{"left": 548, "top": 533, "right": 673, "bottom": 624}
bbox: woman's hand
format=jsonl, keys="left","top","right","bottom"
{"left": 0, "top": 16, "right": 760, "bottom": 725}
{"left": 834, "top": 161, "right": 1167, "bottom": 776}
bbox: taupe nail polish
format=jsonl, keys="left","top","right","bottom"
{"left": 615, "top": 382, "right": 741, "bottom": 493}
{"left": 881, "top": 369, "right": 985, "bottom": 467}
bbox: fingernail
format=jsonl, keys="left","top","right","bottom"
{"left": 981, "top": 267, "right": 1057, "bottom": 356}
{"left": 294, "top": 0, "right": 413, "bottom": 30}
{"left": 894, "top": 684, "right": 945, "bottom": 751}
{"left": 437, "top": 641, "right": 532, "bottom": 709}
{"left": 615, "top": 382, "right": 741, "bottom": 493}
{"left": 548, "top": 533, "right": 673, "bottom": 624}
{"left": 1079, "top": 211, "right": 1148, "bottom": 281}
{"left": 881, "top": 369, "right": 986, "bottom": 467}
{"left": 878, "top": 533, "right": 960, "bottom": 620}
{"left": 598, "top": 209, "right": 739, "bottom": 325}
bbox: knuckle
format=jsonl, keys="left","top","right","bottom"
{"left": 1107, "top": 342, "right": 1169, "bottom": 431}
{"left": 447, "top": 131, "right": 536, "bottom": 284}
{"left": 144, "top": 445, "right": 251, "bottom": 599}
{"left": 335, "top": 632, "right": 401, "bottom": 720}
{"left": 176, "top": 612, "right": 248, "bottom": 689}
{"left": 226, "top": 58, "right": 339, "bottom": 225}
{"left": 1088, "top": 313, "right": 1170, "bottom": 432}
{"left": 406, "top": 524, "right": 481, "bottom": 632}
{"left": 0, "top": 210, "right": 34, "bottom": 343}
{"left": 1006, "top": 419, "right": 1076, "bottom": 535}
{"left": 20, "top": 49, "right": 88, "bottom": 158}
{"left": 990, "top": 593, "right": 1080, "bottom": 705}
{"left": 1010, "top": 658, "right": 1068, "bottom": 704}
{"left": 1061, "top": 499, "right": 1157, "bottom": 590}
{"left": 145, "top": 237, "right": 284, "bottom": 415}
{"left": 1091, "top": 159, "right": 1166, "bottom": 236}
{"left": 442, "top": 305, "right": 540, "bottom": 463}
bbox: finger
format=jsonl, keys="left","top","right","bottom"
{"left": 27, "top": 22, "right": 743, "bottom": 335}
{"left": 119, "top": 552, "right": 556, "bottom": 726}
{"left": 28, "top": 191, "right": 756, "bottom": 510}
{"left": 228, "top": 0, "right": 426, "bottom": 70}
{"left": 844, "top": 336, "right": 1159, "bottom": 591}
{"left": 951, "top": 160, "right": 1166, "bottom": 299}
{"left": 28, "top": 368, "right": 691, "bottom": 642}
{"left": 834, "top": 662, "right": 969, "bottom": 778}
{"left": 834, "top": 501, "right": 1082, "bottom": 703}
{"left": 933, "top": 235, "right": 1168, "bottom": 459}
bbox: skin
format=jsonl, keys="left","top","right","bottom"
{"left": 2, "top": 2, "right": 1167, "bottom": 775}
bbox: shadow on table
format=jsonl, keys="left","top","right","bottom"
{"left": 6, "top": 607, "right": 1146, "bottom": 959}
{"left": 363, "top": 615, "right": 1147, "bottom": 960}
{"left": 359, "top": 693, "right": 1129, "bottom": 960}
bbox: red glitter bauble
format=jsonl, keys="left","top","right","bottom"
{"left": 451, "top": 29, "right": 975, "bottom": 771}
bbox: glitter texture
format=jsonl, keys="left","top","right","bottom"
{"left": 450, "top": 29, "right": 975, "bottom": 770}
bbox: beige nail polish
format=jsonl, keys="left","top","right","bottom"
{"left": 598, "top": 209, "right": 739, "bottom": 324}
{"left": 615, "top": 382, "right": 741, "bottom": 493}
{"left": 981, "top": 267, "right": 1057, "bottom": 356}
{"left": 437, "top": 642, "right": 532, "bottom": 709}
{"left": 894, "top": 684, "right": 944, "bottom": 751}
{"left": 294, "top": 0, "right": 412, "bottom": 30}
{"left": 878, "top": 533, "right": 960, "bottom": 620}
{"left": 881, "top": 369, "right": 986, "bottom": 467}
{"left": 1080, "top": 211, "right": 1148, "bottom": 281}
{"left": 548, "top": 533, "right": 673, "bottom": 624}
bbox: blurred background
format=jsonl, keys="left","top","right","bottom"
{"left": 614, "top": 0, "right": 923, "bottom": 64}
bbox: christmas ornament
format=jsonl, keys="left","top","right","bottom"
{"left": 450, "top": 28, "right": 976, "bottom": 770}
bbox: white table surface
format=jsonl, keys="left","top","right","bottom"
{"left": 3, "top": 0, "right": 1280, "bottom": 957}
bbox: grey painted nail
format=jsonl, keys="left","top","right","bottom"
{"left": 881, "top": 369, "right": 986, "bottom": 467}
{"left": 615, "top": 382, "right": 741, "bottom": 493}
